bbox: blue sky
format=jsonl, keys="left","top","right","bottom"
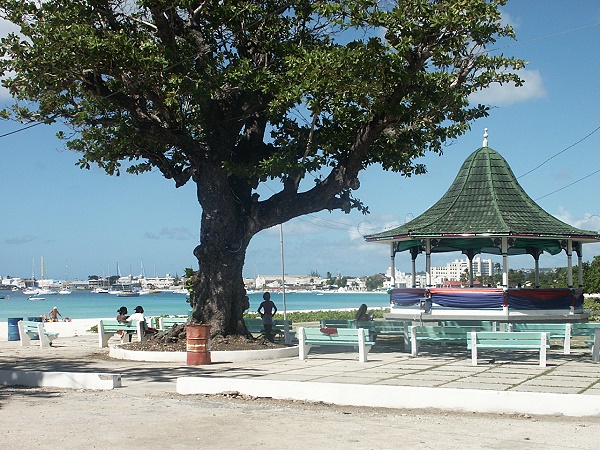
{"left": 2, "top": 0, "right": 600, "bottom": 281}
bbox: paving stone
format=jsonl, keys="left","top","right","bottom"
{"left": 258, "top": 373, "right": 326, "bottom": 382}
{"left": 441, "top": 381, "right": 514, "bottom": 390}
{"left": 581, "top": 388, "right": 600, "bottom": 396}
{"left": 521, "top": 377, "right": 594, "bottom": 388}
{"left": 375, "top": 378, "right": 443, "bottom": 387}
{"left": 468, "top": 375, "right": 527, "bottom": 385}
{"left": 312, "top": 376, "right": 377, "bottom": 385}
{"left": 396, "top": 373, "right": 461, "bottom": 383}
{"left": 509, "top": 385, "right": 581, "bottom": 394}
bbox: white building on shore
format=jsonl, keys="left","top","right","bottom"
{"left": 430, "top": 257, "right": 493, "bottom": 283}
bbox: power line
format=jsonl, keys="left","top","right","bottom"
{"left": 518, "top": 124, "right": 600, "bottom": 179}
{"left": 535, "top": 168, "right": 600, "bottom": 201}
{"left": 485, "top": 22, "right": 600, "bottom": 54}
{"left": 0, "top": 121, "right": 43, "bottom": 138}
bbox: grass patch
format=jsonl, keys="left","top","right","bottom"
{"left": 244, "top": 308, "right": 386, "bottom": 323}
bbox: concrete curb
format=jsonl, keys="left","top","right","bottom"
{"left": 176, "top": 377, "right": 600, "bottom": 417}
{"left": 109, "top": 344, "right": 299, "bottom": 362}
{"left": 0, "top": 369, "right": 121, "bottom": 390}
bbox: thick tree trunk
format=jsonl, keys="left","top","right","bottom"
{"left": 190, "top": 233, "right": 250, "bottom": 337}
{"left": 189, "top": 166, "right": 253, "bottom": 337}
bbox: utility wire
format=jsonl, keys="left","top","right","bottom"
{"left": 0, "top": 121, "right": 43, "bottom": 138}
{"left": 535, "top": 168, "right": 600, "bottom": 201}
{"left": 518, "top": 124, "right": 600, "bottom": 179}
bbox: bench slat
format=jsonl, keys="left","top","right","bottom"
{"left": 298, "top": 327, "right": 374, "bottom": 363}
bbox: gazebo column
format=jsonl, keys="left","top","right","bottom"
{"left": 532, "top": 249, "right": 542, "bottom": 289}
{"left": 576, "top": 242, "right": 583, "bottom": 288}
{"left": 425, "top": 238, "right": 432, "bottom": 288}
{"left": 566, "top": 240, "right": 573, "bottom": 288}
{"left": 501, "top": 237, "right": 509, "bottom": 288}
{"left": 410, "top": 247, "right": 419, "bottom": 288}
{"left": 389, "top": 243, "right": 396, "bottom": 288}
{"left": 465, "top": 249, "right": 476, "bottom": 287}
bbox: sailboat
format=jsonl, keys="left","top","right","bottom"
{"left": 36, "top": 257, "right": 58, "bottom": 295}
{"left": 23, "top": 257, "right": 55, "bottom": 298}
{"left": 138, "top": 261, "right": 162, "bottom": 295}
{"left": 59, "top": 260, "right": 72, "bottom": 294}
{"left": 23, "top": 257, "right": 39, "bottom": 295}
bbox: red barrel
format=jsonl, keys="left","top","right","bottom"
{"left": 186, "top": 324, "right": 211, "bottom": 365}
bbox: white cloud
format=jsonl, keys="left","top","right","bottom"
{"left": 144, "top": 227, "right": 194, "bottom": 241}
{"left": 6, "top": 235, "right": 37, "bottom": 245}
{"left": 470, "top": 69, "right": 546, "bottom": 106}
{"left": 560, "top": 209, "right": 600, "bottom": 232}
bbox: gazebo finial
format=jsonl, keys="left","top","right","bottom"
{"left": 483, "top": 128, "right": 488, "bottom": 147}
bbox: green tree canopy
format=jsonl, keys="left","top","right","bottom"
{"left": 0, "top": 0, "right": 523, "bottom": 336}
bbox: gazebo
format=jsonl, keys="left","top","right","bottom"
{"left": 365, "top": 131, "right": 600, "bottom": 322}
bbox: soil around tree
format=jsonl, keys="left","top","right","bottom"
{"left": 122, "top": 324, "right": 286, "bottom": 352}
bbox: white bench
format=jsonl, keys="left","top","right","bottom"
{"left": 468, "top": 331, "right": 549, "bottom": 367}
{"left": 509, "top": 323, "right": 572, "bottom": 354}
{"left": 297, "top": 327, "right": 375, "bottom": 363}
{"left": 98, "top": 319, "right": 145, "bottom": 348}
{"left": 18, "top": 320, "right": 58, "bottom": 348}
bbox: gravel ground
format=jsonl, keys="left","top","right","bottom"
{"left": 1, "top": 384, "right": 599, "bottom": 449}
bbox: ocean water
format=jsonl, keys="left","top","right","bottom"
{"left": 0, "top": 290, "right": 390, "bottom": 322}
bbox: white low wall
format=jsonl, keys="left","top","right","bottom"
{"left": 109, "top": 345, "right": 299, "bottom": 362}
{"left": 176, "top": 377, "right": 600, "bottom": 417}
{"left": 0, "top": 369, "right": 121, "bottom": 390}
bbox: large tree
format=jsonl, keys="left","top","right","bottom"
{"left": 1, "top": 0, "right": 522, "bottom": 336}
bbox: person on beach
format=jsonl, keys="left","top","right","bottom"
{"left": 257, "top": 291, "right": 277, "bottom": 341}
{"left": 355, "top": 303, "right": 373, "bottom": 322}
{"left": 48, "top": 306, "right": 62, "bottom": 322}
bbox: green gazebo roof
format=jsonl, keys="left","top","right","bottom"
{"left": 365, "top": 146, "right": 599, "bottom": 256}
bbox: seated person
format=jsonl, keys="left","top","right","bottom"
{"left": 116, "top": 306, "right": 129, "bottom": 322}
{"left": 127, "top": 305, "right": 157, "bottom": 335}
{"left": 116, "top": 306, "right": 129, "bottom": 338}
{"left": 355, "top": 303, "right": 373, "bottom": 321}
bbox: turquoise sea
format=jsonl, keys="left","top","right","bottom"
{"left": 0, "top": 289, "right": 390, "bottom": 322}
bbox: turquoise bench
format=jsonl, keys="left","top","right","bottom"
{"left": 319, "top": 319, "right": 357, "bottom": 328}
{"left": 356, "top": 320, "right": 410, "bottom": 350}
{"left": 98, "top": 319, "right": 145, "bottom": 348}
{"left": 18, "top": 320, "right": 58, "bottom": 348}
{"left": 441, "top": 320, "right": 498, "bottom": 331}
{"left": 356, "top": 320, "right": 407, "bottom": 335}
{"left": 509, "top": 323, "right": 572, "bottom": 354}
{"left": 410, "top": 325, "right": 470, "bottom": 356}
{"left": 591, "top": 329, "right": 600, "bottom": 362}
{"left": 244, "top": 318, "right": 292, "bottom": 343}
{"left": 468, "top": 331, "right": 549, "bottom": 367}
{"left": 158, "top": 316, "right": 188, "bottom": 331}
{"left": 571, "top": 322, "right": 600, "bottom": 338}
{"left": 571, "top": 323, "right": 600, "bottom": 361}
{"left": 297, "top": 326, "right": 375, "bottom": 363}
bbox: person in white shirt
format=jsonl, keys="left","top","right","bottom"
{"left": 128, "top": 305, "right": 157, "bottom": 335}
